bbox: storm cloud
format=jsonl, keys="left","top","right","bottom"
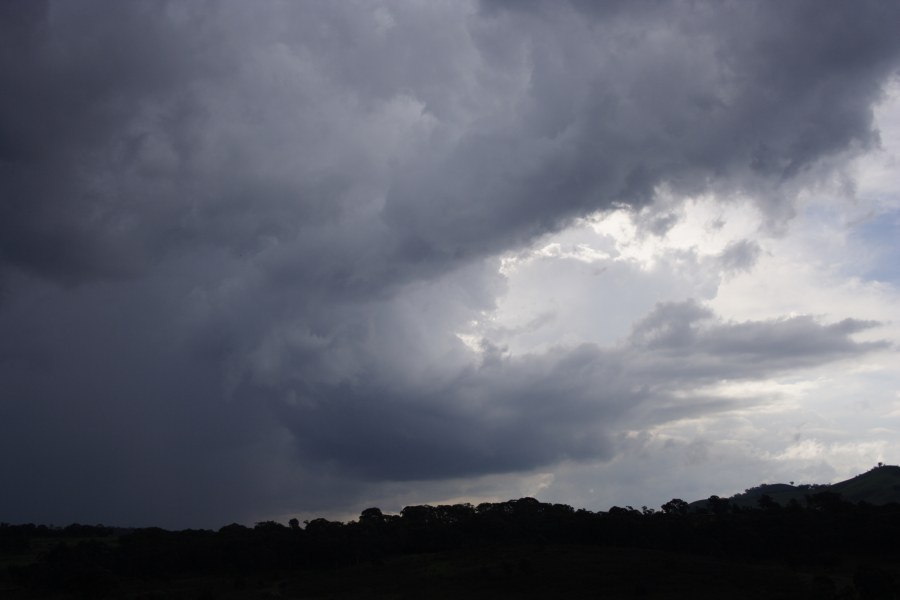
{"left": 267, "top": 301, "right": 887, "bottom": 480}
{"left": 2, "top": 0, "right": 899, "bottom": 527}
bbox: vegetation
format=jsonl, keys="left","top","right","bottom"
{"left": 693, "top": 464, "right": 900, "bottom": 511}
{"left": 3, "top": 465, "right": 900, "bottom": 598}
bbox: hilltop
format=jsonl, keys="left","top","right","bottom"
{"left": 696, "top": 464, "right": 900, "bottom": 509}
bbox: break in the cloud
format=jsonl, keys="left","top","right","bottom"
{"left": 1, "top": 0, "right": 899, "bottom": 527}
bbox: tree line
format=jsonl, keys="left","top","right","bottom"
{"left": 4, "top": 491, "right": 900, "bottom": 597}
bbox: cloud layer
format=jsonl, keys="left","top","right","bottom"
{"left": 2, "top": 0, "right": 900, "bottom": 527}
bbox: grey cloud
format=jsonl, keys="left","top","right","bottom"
{"left": 248, "top": 300, "right": 885, "bottom": 483}
{"left": 383, "top": 0, "right": 900, "bottom": 265}
{"left": 642, "top": 212, "right": 682, "bottom": 238}
{"left": 3, "top": 0, "right": 899, "bottom": 289}
{"left": 2, "top": 0, "right": 900, "bottom": 526}
{"left": 0, "top": 274, "right": 886, "bottom": 526}
{"left": 626, "top": 300, "right": 889, "bottom": 381}
{"left": 717, "top": 239, "right": 762, "bottom": 274}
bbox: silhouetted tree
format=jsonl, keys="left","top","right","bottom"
{"left": 360, "top": 507, "right": 385, "bottom": 526}
{"left": 661, "top": 498, "right": 689, "bottom": 516}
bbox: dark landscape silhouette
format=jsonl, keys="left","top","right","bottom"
{"left": 4, "top": 464, "right": 900, "bottom": 598}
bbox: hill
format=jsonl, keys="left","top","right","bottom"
{"left": 694, "top": 464, "right": 900, "bottom": 509}
{"left": 831, "top": 464, "right": 900, "bottom": 504}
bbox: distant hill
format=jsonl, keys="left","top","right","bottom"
{"left": 831, "top": 465, "right": 900, "bottom": 504}
{"left": 692, "top": 464, "right": 900, "bottom": 510}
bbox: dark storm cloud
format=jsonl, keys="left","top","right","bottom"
{"left": 1, "top": 0, "right": 899, "bottom": 526}
{"left": 256, "top": 300, "right": 885, "bottom": 482}
{"left": 3, "top": 0, "right": 899, "bottom": 288}
{"left": 0, "top": 1, "right": 224, "bottom": 283}
{"left": 626, "top": 301, "right": 889, "bottom": 380}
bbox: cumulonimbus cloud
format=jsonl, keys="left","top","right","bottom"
{"left": 1, "top": 0, "right": 899, "bottom": 526}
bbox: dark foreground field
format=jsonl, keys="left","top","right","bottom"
{"left": 4, "top": 542, "right": 895, "bottom": 599}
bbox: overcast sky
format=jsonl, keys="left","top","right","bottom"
{"left": 2, "top": 0, "right": 900, "bottom": 528}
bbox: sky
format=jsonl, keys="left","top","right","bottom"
{"left": 2, "top": 0, "right": 900, "bottom": 529}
